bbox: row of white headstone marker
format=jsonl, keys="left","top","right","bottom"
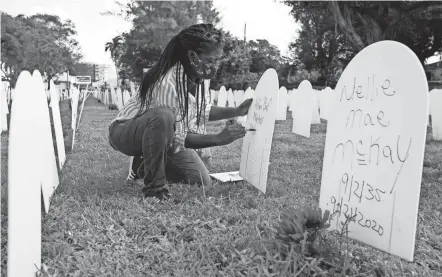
{"left": 92, "top": 87, "right": 131, "bottom": 110}
{"left": 0, "top": 70, "right": 99, "bottom": 276}
{"left": 0, "top": 76, "right": 136, "bottom": 276}
{"left": 209, "top": 83, "right": 441, "bottom": 141}
{"left": 0, "top": 41, "right": 440, "bottom": 275}
{"left": 211, "top": 40, "right": 440, "bottom": 263}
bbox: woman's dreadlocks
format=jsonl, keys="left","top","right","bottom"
{"left": 137, "top": 23, "right": 224, "bottom": 132}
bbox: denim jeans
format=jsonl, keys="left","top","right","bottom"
{"left": 108, "top": 106, "right": 211, "bottom": 196}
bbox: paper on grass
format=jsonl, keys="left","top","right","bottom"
{"left": 209, "top": 171, "right": 244, "bottom": 182}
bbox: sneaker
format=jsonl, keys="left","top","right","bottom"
{"left": 126, "top": 178, "right": 145, "bottom": 187}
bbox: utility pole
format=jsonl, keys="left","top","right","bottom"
{"left": 243, "top": 22, "right": 247, "bottom": 90}
{"left": 244, "top": 22, "right": 246, "bottom": 46}
{"left": 67, "top": 70, "right": 70, "bottom": 98}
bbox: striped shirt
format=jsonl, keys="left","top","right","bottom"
{"left": 112, "top": 64, "right": 212, "bottom": 154}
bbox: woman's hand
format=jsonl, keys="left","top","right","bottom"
{"left": 235, "top": 98, "right": 253, "bottom": 116}
{"left": 216, "top": 122, "right": 246, "bottom": 145}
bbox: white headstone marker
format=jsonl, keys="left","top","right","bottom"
{"left": 319, "top": 87, "right": 333, "bottom": 120}
{"left": 217, "top": 86, "right": 227, "bottom": 107}
{"left": 228, "top": 88, "right": 235, "bottom": 107}
{"left": 49, "top": 80, "right": 66, "bottom": 169}
{"left": 244, "top": 87, "right": 254, "bottom": 100}
{"left": 8, "top": 71, "right": 42, "bottom": 277}
{"left": 276, "top": 86, "right": 288, "bottom": 120}
{"left": 210, "top": 89, "right": 216, "bottom": 105}
{"left": 203, "top": 79, "right": 212, "bottom": 112}
{"left": 71, "top": 87, "right": 80, "bottom": 150}
{"left": 235, "top": 90, "right": 245, "bottom": 107}
{"left": 291, "top": 81, "right": 314, "bottom": 137}
{"left": 130, "top": 81, "right": 136, "bottom": 96}
{"left": 289, "top": 88, "right": 297, "bottom": 112}
{"left": 430, "top": 89, "right": 442, "bottom": 140}
{"left": 1, "top": 83, "right": 8, "bottom": 132}
{"left": 319, "top": 41, "right": 428, "bottom": 261}
{"left": 239, "top": 68, "right": 279, "bottom": 193}
{"left": 123, "top": 90, "right": 131, "bottom": 105}
{"left": 32, "top": 70, "right": 59, "bottom": 212}
{"left": 311, "top": 91, "right": 321, "bottom": 124}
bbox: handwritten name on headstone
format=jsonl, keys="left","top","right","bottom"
{"left": 324, "top": 75, "right": 411, "bottom": 238}
{"left": 252, "top": 97, "right": 272, "bottom": 126}
{"left": 240, "top": 69, "right": 279, "bottom": 193}
{"left": 320, "top": 41, "right": 428, "bottom": 261}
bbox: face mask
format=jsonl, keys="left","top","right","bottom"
{"left": 184, "top": 50, "right": 219, "bottom": 80}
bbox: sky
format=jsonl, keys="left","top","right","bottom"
{"left": 1, "top": 0, "right": 440, "bottom": 76}
{"left": 0, "top": 0, "right": 300, "bottom": 73}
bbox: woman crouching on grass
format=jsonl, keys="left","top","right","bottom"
{"left": 108, "top": 23, "right": 253, "bottom": 201}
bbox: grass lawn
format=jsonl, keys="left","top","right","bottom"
{"left": 1, "top": 96, "right": 441, "bottom": 277}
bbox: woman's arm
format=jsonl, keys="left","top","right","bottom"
{"left": 185, "top": 133, "right": 221, "bottom": 149}
{"left": 208, "top": 106, "right": 240, "bottom": 121}
{"left": 184, "top": 122, "right": 246, "bottom": 149}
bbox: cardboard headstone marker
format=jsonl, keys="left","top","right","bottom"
{"left": 427, "top": 91, "right": 431, "bottom": 127}
{"left": 235, "top": 90, "right": 245, "bottom": 107}
{"left": 276, "top": 86, "right": 288, "bottom": 120}
{"left": 49, "top": 80, "right": 66, "bottom": 169}
{"left": 32, "top": 71, "right": 59, "bottom": 213}
{"left": 239, "top": 68, "right": 279, "bottom": 193}
{"left": 210, "top": 89, "right": 216, "bottom": 105}
{"left": 239, "top": 88, "right": 255, "bottom": 124}
{"left": 77, "top": 89, "right": 93, "bottom": 132}
{"left": 287, "top": 89, "right": 292, "bottom": 108}
{"left": 1, "top": 84, "right": 8, "bottom": 132}
{"left": 0, "top": 82, "right": 2, "bottom": 274}
{"left": 103, "top": 89, "right": 108, "bottom": 104}
{"left": 292, "top": 81, "right": 314, "bottom": 137}
{"left": 44, "top": 82, "right": 50, "bottom": 99}
{"left": 315, "top": 89, "right": 323, "bottom": 116}
{"left": 71, "top": 87, "right": 80, "bottom": 150}
{"left": 117, "top": 88, "right": 124, "bottom": 109}
{"left": 110, "top": 89, "right": 114, "bottom": 105}
{"left": 123, "top": 90, "right": 131, "bottom": 105}
{"left": 289, "top": 89, "right": 297, "bottom": 111}
{"left": 203, "top": 79, "right": 212, "bottom": 113}
{"left": 311, "top": 91, "right": 321, "bottom": 124}
{"left": 430, "top": 89, "right": 442, "bottom": 140}
{"left": 319, "top": 87, "right": 333, "bottom": 120}
{"left": 130, "top": 81, "right": 136, "bottom": 96}
{"left": 244, "top": 87, "right": 254, "bottom": 100}
{"left": 228, "top": 88, "right": 235, "bottom": 107}
{"left": 8, "top": 71, "right": 42, "bottom": 277}
{"left": 319, "top": 41, "right": 428, "bottom": 261}
{"left": 218, "top": 86, "right": 227, "bottom": 107}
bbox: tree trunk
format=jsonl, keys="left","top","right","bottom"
{"left": 328, "top": 1, "right": 366, "bottom": 51}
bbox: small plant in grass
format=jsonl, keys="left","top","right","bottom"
{"left": 274, "top": 206, "right": 330, "bottom": 257}
{"left": 335, "top": 211, "right": 359, "bottom": 275}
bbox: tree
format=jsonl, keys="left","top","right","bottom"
{"left": 284, "top": 1, "right": 442, "bottom": 72}
{"left": 1, "top": 12, "right": 82, "bottom": 88}
{"left": 327, "top": 1, "right": 442, "bottom": 64}
{"left": 105, "top": 35, "right": 123, "bottom": 86}
{"left": 103, "top": 0, "right": 221, "bottom": 82}
{"left": 283, "top": 1, "right": 357, "bottom": 86}
{"left": 247, "top": 39, "right": 281, "bottom": 74}
{"left": 283, "top": 1, "right": 442, "bottom": 86}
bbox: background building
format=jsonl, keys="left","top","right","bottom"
{"left": 425, "top": 60, "right": 442, "bottom": 90}
{"left": 95, "top": 64, "right": 111, "bottom": 83}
